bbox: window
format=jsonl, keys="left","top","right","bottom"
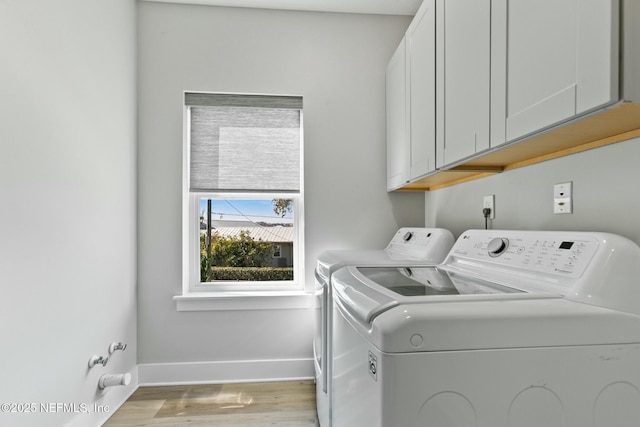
{"left": 182, "top": 93, "right": 304, "bottom": 293}
{"left": 273, "top": 245, "right": 282, "bottom": 258}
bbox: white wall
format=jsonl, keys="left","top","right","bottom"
{"left": 0, "top": 1, "right": 137, "bottom": 426}
{"left": 425, "top": 136, "right": 640, "bottom": 246}
{"left": 137, "top": 2, "right": 421, "bottom": 378}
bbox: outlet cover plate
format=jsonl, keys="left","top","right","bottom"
{"left": 483, "top": 195, "right": 495, "bottom": 219}
{"left": 554, "top": 182, "right": 573, "bottom": 214}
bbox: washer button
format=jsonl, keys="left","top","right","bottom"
{"left": 410, "top": 334, "right": 424, "bottom": 348}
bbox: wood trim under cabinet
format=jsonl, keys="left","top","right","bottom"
{"left": 398, "top": 102, "right": 640, "bottom": 191}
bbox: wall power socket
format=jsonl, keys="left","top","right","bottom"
{"left": 483, "top": 195, "right": 495, "bottom": 219}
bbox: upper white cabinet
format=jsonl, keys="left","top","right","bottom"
{"left": 386, "top": 37, "right": 409, "bottom": 191}
{"left": 386, "top": 0, "right": 633, "bottom": 191}
{"left": 491, "top": 0, "right": 620, "bottom": 146}
{"left": 407, "top": 0, "right": 436, "bottom": 179}
{"left": 436, "top": 0, "right": 491, "bottom": 168}
{"left": 386, "top": 0, "right": 436, "bottom": 190}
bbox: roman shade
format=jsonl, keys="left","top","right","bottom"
{"left": 186, "top": 92, "right": 303, "bottom": 193}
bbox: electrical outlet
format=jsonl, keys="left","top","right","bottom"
{"left": 483, "top": 195, "right": 495, "bottom": 219}
{"left": 554, "top": 182, "right": 573, "bottom": 214}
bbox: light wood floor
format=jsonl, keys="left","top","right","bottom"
{"left": 103, "top": 380, "right": 319, "bottom": 427}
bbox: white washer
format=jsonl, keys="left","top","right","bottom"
{"left": 314, "top": 228, "right": 454, "bottom": 427}
{"left": 332, "top": 229, "right": 640, "bottom": 427}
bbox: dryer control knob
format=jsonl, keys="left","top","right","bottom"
{"left": 487, "top": 238, "right": 509, "bottom": 257}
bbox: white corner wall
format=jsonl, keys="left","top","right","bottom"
{"left": 425, "top": 136, "right": 640, "bottom": 246}
{"left": 0, "top": 1, "right": 137, "bottom": 426}
{"left": 137, "top": 2, "right": 421, "bottom": 379}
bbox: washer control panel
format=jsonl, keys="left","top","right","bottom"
{"left": 451, "top": 231, "right": 600, "bottom": 278}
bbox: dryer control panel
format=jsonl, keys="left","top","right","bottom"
{"left": 385, "top": 228, "right": 454, "bottom": 262}
{"left": 449, "top": 231, "right": 600, "bottom": 279}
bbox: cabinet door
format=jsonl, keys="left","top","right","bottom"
{"left": 407, "top": 0, "right": 436, "bottom": 179}
{"left": 491, "top": 0, "right": 619, "bottom": 146}
{"left": 436, "top": 0, "right": 491, "bottom": 168}
{"left": 386, "top": 38, "right": 409, "bottom": 191}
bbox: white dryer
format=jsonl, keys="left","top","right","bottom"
{"left": 332, "top": 229, "right": 640, "bottom": 427}
{"left": 314, "top": 228, "right": 454, "bottom": 427}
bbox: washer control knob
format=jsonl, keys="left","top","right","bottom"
{"left": 487, "top": 238, "right": 509, "bottom": 257}
{"left": 403, "top": 231, "right": 413, "bottom": 242}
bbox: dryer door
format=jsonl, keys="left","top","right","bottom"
{"left": 313, "top": 269, "right": 327, "bottom": 392}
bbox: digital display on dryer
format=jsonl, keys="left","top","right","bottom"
{"left": 559, "top": 241, "right": 574, "bottom": 250}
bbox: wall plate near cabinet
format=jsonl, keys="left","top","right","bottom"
{"left": 554, "top": 182, "right": 573, "bottom": 214}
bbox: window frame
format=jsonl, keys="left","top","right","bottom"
{"left": 180, "top": 92, "right": 305, "bottom": 297}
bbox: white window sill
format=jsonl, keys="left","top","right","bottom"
{"left": 173, "top": 291, "right": 313, "bottom": 311}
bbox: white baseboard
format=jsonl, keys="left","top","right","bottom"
{"left": 138, "top": 358, "right": 314, "bottom": 386}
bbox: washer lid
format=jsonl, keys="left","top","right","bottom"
{"left": 332, "top": 266, "right": 535, "bottom": 325}
{"left": 357, "top": 266, "right": 523, "bottom": 297}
